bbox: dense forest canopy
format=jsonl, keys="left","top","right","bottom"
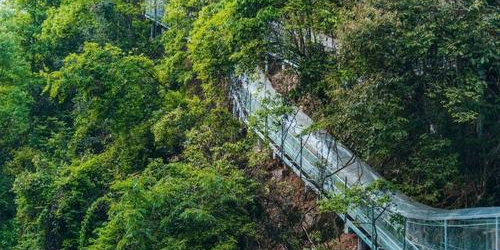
{"left": 0, "top": 0, "right": 498, "bottom": 249}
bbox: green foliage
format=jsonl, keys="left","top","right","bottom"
{"left": 319, "top": 180, "right": 394, "bottom": 215}
{"left": 1, "top": 2, "right": 265, "bottom": 246}
{"left": 0, "top": 9, "right": 32, "bottom": 156}
{"left": 87, "top": 161, "right": 257, "bottom": 250}
{"left": 0, "top": 86, "right": 32, "bottom": 153}
{"left": 2, "top": 0, "right": 499, "bottom": 249}
{"left": 155, "top": 0, "right": 209, "bottom": 87}
{"left": 271, "top": 0, "right": 338, "bottom": 65}
{"left": 45, "top": 43, "right": 161, "bottom": 155}
{"left": 0, "top": 21, "right": 29, "bottom": 84}
{"left": 280, "top": 0, "right": 338, "bottom": 36}
{"left": 11, "top": 153, "right": 56, "bottom": 250}
{"left": 283, "top": 0, "right": 499, "bottom": 206}
{"left": 152, "top": 92, "right": 205, "bottom": 156}
{"left": 0, "top": 8, "right": 33, "bottom": 249}
{"left": 183, "top": 108, "right": 248, "bottom": 168}
{"left": 37, "top": 0, "right": 152, "bottom": 68}
{"left": 188, "top": 0, "right": 236, "bottom": 85}
{"left": 249, "top": 93, "right": 295, "bottom": 140}
{"left": 157, "top": 0, "right": 276, "bottom": 94}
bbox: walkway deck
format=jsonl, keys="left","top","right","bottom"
{"left": 144, "top": 2, "right": 500, "bottom": 249}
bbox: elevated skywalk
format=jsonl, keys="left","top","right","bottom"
{"left": 143, "top": 1, "right": 500, "bottom": 249}
{"left": 230, "top": 72, "right": 500, "bottom": 250}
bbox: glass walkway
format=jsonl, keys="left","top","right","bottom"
{"left": 230, "top": 72, "right": 500, "bottom": 250}
{"left": 143, "top": 1, "right": 500, "bottom": 249}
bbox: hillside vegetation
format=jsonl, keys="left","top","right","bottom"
{"left": 0, "top": 0, "right": 498, "bottom": 249}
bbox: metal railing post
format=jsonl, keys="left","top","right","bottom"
{"left": 403, "top": 218, "right": 407, "bottom": 250}
{"left": 371, "top": 206, "right": 376, "bottom": 249}
{"left": 496, "top": 217, "right": 499, "bottom": 250}
{"left": 280, "top": 116, "right": 285, "bottom": 160}
{"left": 154, "top": 0, "right": 158, "bottom": 34}
{"left": 444, "top": 220, "right": 448, "bottom": 250}
{"left": 299, "top": 137, "right": 303, "bottom": 172}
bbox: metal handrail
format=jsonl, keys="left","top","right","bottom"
{"left": 143, "top": 1, "right": 500, "bottom": 249}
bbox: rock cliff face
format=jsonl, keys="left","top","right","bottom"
{"left": 247, "top": 149, "right": 357, "bottom": 250}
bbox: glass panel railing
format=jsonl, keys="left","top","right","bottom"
{"left": 230, "top": 72, "right": 500, "bottom": 250}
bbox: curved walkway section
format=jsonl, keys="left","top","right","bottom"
{"left": 143, "top": 2, "right": 500, "bottom": 249}
{"left": 230, "top": 72, "right": 500, "bottom": 250}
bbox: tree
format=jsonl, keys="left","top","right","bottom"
{"left": 87, "top": 161, "right": 258, "bottom": 250}
{"left": 45, "top": 42, "right": 162, "bottom": 156}
{"left": 15, "top": 0, "right": 152, "bottom": 70}
{"left": 276, "top": 0, "right": 499, "bottom": 206}
{"left": 0, "top": 7, "right": 32, "bottom": 159}
{"left": 320, "top": 180, "right": 396, "bottom": 250}
{"left": 0, "top": 8, "right": 32, "bottom": 249}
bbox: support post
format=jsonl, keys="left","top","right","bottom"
{"left": 444, "top": 220, "right": 448, "bottom": 250}
{"left": 496, "top": 217, "right": 499, "bottom": 250}
{"left": 280, "top": 114, "right": 287, "bottom": 161}
{"left": 153, "top": 0, "right": 158, "bottom": 36}
{"left": 371, "top": 206, "right": 376, "bottom": 250}
{"left": 403, "top": 218, "right": 407, "bottom": 250}
{"left": 299, "top": 136, "right": 303, "bottom": 178}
